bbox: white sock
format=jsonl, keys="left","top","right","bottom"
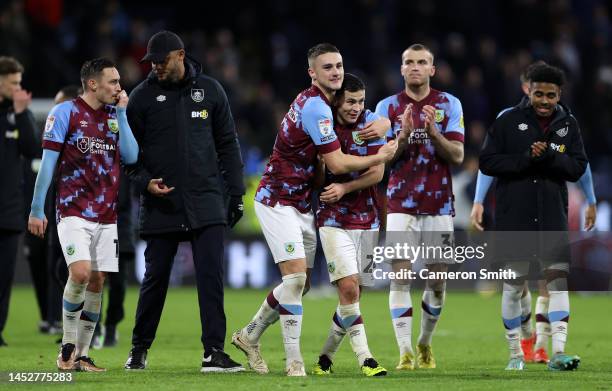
{"left": 520, "top": 289, "right": 533, "bottom": 339}
{"left": 535, "top": 296, "right": 550, "bottom": 350}
{"left": 244, "top": 284, "right": 282, "bottom": 344}
{"left": 339, "top": 302, "right": 372, "bottom": 366}
{"left": 548, "top": 290, "right": 569, "bottom": 355}
{"left": 76, "top": 290, "right": 102, "bottom": 358}
{"left": 320, "top": 307, "right": 346, "bottom": 360}
{"left": 62, "top": 279, "right": 87, "bottom": 345}
{"left": 418, "top": 287, "right": 445, "bottom": 346}
{"left": 389, "top": 282, "right": 413, "bottom": 355}
{"left": 279, "top": 273, "right": 306, "bottom": 365}
{"left": 502, "top": 283, "right": 523, "bottom": 358}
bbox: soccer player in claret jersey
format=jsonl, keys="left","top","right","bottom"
{"left": 231, "top": 44, "right": 397, "bottom": 376}
{"left": 28, "top": 58, "right": 138, "bottom": 372}
{"left": 312, "top": 73, "right": 387, "bottom": 377}
{"left": 375, "top": 44, "right": 465, "bottom": 370}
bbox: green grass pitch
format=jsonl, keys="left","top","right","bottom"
{"left": 1, "top": 287, "right": 611, "bottom": 390}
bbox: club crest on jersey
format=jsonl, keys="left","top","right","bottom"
{"left": 76, "top": 137, "right": 90, "bottom": 153}
{"left": 191, "top": 88, "right": 204, "bottom": 102}
{"left": 352, "top": 130, "right": 364, "bottom": 145}
{"left": 556, "top": 126, "right": 568, "bottom": 137}
{"left": 107, "top": 119, "right": 119, "bottom": 133}
{"left": 318, "top": 118, "right": 332, "bottom": 136}
{"left": 284, "top": 242, "right": 295, "bottom": 255}
{"left": 435, "top": 109, "right": 445, "bottom": 123}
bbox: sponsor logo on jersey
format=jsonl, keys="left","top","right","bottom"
{"left": 191, "top": 109, "right": 208, "bottom": 119}
{"left": 408, "top": 128, "right": 430, "bottom": 144}
{"left": 518, "top": 123, "right": 528, "bottom": 131}
{"left": 191, "top": 88, "right": 204, "bottom": 102}
{"left": 76, "top": 136, "right": 116, "bottom": 155}
{"left": 550, "top": 143, "right": 566, "bottom": 153}
{"left": 435, "top": 109, "right": 445, "bottom": 123}
{"left": 107, "top": 118, "right": 119, "bottom": 133}
{"left": 318, "top": 118, "right": 333, "bottom": 137}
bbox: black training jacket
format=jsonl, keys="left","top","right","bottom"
{"left": 0, "top": 100, "right": 40, "bottom": 231}
{"left": 479, "top": 100, "right": 587, "bottom": 231}
{"left": 126, "top": 58, "right": 245, "bottom": 235}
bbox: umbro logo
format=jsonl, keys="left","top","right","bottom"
{"left": 518, "top": 123, "right": 528, "bottom": 131}
{"left": 156, "top": 95, "right": 166, "bottom": 102}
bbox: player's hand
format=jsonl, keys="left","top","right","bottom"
{"left": 358, "top": 118, "right": 390, "bottom": 140}
{"left": 147, "top": 178, "right": 175, "bottom": 197}
{"left": 470, "top": 203, "right": 485, "bottom": 231}
{"left": 584, "top": 204, "right": 597, "bottom": 231}
{"left": 13, "top": 89, "right": 32, "bottom": 114}
{"left": 28, "top": 215, "right": 48, "bottom": 238}
{"left": 227, "top": 195, "right": 244, "bottom": 228}
{"left": 398, "top": 103, "right": 414, "bottom": 141}
{"left": 378, "top": 139, "right": 398, "bottom": 163}
{"left": 320, "top": 183, "right": 347, "bottom": 203}
{"left": 116, "top": 90, "right": 129, "bottom": 108}
{"left": 422, "top": 105, "right": 438, "bottom": 137}
{"left": 530, "top": 141, "right": 547, "bottom": 158}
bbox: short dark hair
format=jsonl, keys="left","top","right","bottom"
{"left": 520, "top": 60, "right": 547, "bottom": 83}
{"left": 405, "top": 43, "right": 435, "bottom": 63}
{"left": 337, "top": 73, "right": 365, "bottom": 97}
{"left": 58, "top": 85, "right": 83, "bottom": 99}
{"left": 527, "top": 63, "right": 565, "bottom": 87}
{"left": 307, "top": 43, "right": 339, "bottom": 66}
{"left": 0, "top": 56, "right": 24, "bottom": 76}
{"left": 80, "top": 57, "right": 116, "bottom": 90}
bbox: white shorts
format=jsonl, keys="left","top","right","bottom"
{"left": 57, "top": 216, "right": 119, "bottom": 272}
{"left": 386, "top": 214, "right": 454, "bottom": 264}
{"left": 319, "top": 227, "right": 378, "bottom": 287}
{"left": 254, "top": 202, "right": 317, "bottom": 267}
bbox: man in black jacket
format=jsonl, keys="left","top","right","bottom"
{"left": 480, "top": 63, "right": 586, "bottom": 371}
{"left": 0, "top": 56, "right": 39, "bottom": 347}
{"left": 124, "top": 31, "right": 245, "bottom": 372}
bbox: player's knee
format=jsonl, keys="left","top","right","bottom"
{"left": 69, "top": 264, "right": 90, "bottom": 284}
{"left": 337, "top": 276, "right": 360, "bottom": 303}
{"left": 502, "top": 282, "right": 523, "bottom": 300}
{"left": 282, "top": 272, "right": 307, "bottom": 298}
{"left": 87, "top": 272, "right": 106, "bottom": 292}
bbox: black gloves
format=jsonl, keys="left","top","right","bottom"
{"left": 227, "top": 195, "right": 244, "bottom": 228}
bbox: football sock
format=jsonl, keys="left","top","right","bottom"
{"left": 535, "top": 296, "right": 550, "bottom": 350}
{"left": 547, "top": 288, "right": 569, "bottom": 355}
{"left": 76, "top": 290, "right": 102, "bottom": 358}
{"left": 339, "top": 302, "right": 371, "bottom": 366}
{"left": 389, "top": 281, "right": 413, "bottom": 355}
{"left": 62, "top": 278, "right": 87, "bottom": 345}
{"left": 320, "top": 307, "right": 346, "bottom": 360}
{"left": 502, "top": 282, "right": 523, "bottom": 358}
{"left": 244, "top": 283, "right": 282, "bottom": 344}
{"left": 418, "top": 285, "right": 445, "bottom": 346}
{"left": 279, "top": 272, "right": 306, "bottom": 364}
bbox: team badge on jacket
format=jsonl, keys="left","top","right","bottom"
{"left": 191, "top": 88, "right": 205, "bottom": 102}
{"left": 556, "top": 126, "right": 568, "bottom": 137}
{"left": 107, "top": 118, "right": 119, "bottom": 133}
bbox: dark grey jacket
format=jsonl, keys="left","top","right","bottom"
{"left": 479, "top": 100, "right": 587, "bottom": 231}
{"left": 126, "top": 58, "right": 244, "bottom": 235}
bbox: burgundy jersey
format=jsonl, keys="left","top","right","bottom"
{"left": 255, "top": 85, "right": 341, "bottom": 213}
{"left": 42, "top": 97, "right": 121, "bottom": 223}
{"left": 316, "top": 110, "right": 385, "bottom": 229}
{"left": 375, "top": 89, "right": 464, "bottom": 216}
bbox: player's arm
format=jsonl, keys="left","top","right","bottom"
{"left": 28, "top": 149, "right": 59, "bottom": 237}
{"left": 116, "top": 90, "right": 139, "bottom": 165}
{"left": 303, "top": 98, "right": 397, "bottom": 175}
{"left": 356, "top": 117, "right": 391, "bottom": 140}
{"left": 320, "top": 163, "right": 384, "bottom": 203}
{"left": 312, "top": 155, "right": 326, "bottom": 189}
{"left": 577, "top": 163, "right": 597, "bottom": 231}
{"left": 470, "top": 170, "right": 494, "bottom": 231}
{"left": 423, "top": 104, "right": 464, "bottom": 165}
{"left": 479, "top": 117, "right": 534, "bottom": 176}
